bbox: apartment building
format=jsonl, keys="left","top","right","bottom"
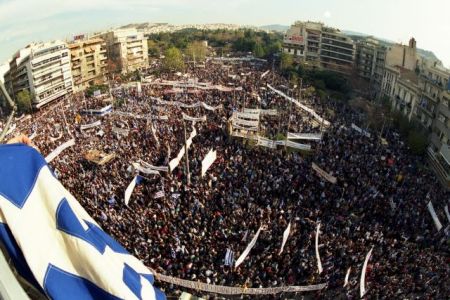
{"left": 68, "top": 38, "right": 108, "bottom": 93}
{"left": 98, "top": 28, "right": 148, "bottom": 74}
{"left": 283, "top": 21, "right": 355, "bottom": 75}
{"left": 355, "top": 38, "right": 386, "bottom": 97}
{"left": 4, "top": 41, "right": 73, "bottom": 108}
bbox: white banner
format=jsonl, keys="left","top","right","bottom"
{"left": 285, "top": 140, "right": 312, "bottom": 151}
{"left": 154, "top": 98, "right": 222, "bottom": 111}
{"left": 201, "top": 149, "right": 217, "bottom": 177}
{"left": 312, "top": 163, "right": 337, "bottom": 184}
{"left": 232, "top": 123, "right": 259, "bottom": 131}
{"left": 80, "top": 120, "right": 101, "bottom": 130}
{"left": 151, "top": 124, "right": 160, "bottom": 147}
{"left": 169, "top": 127, "right": 197, "bottom": 172}
{"left": 132, "top": 163, "right": 161, "bottom": 176}
{"left": 234, "top": 112, "right": 260, "bottom": 120}
{"left": 261, "top": 70, "right": 270, "bottom": 78}
{"left": 182, "top": 113, "right": 207, "bottom": 122}
{"left": 235, "top": 226, "right": 262, "bottom": 268}
{"left": 231, "top": 130, "right": 259, "bottom": 140}
{"left": 360, "top": 247, "right": 373, "bottom": 298}
{"left": 201, "top": 102, "right": 223, "bottom": 111}
{"left": 232, "top": 118, "right": 259, "bottom": 127}
{"left": 288, "top": 132, "right": 322, "bottom": 141}
{"left": 267, "top": 84, "right": 330, "bottom": 127}
{"left": 140, "top": 161, "right": 169, "bottom": 172}
{"left": 257, "top": 137, "right": 277, "bottom": 149}
{"left": 82, "top": 105, "right": 112, "bottom": 116}
{"left": 45, "top": 139, "right": 75, "bottom": 163}
{"left": 344, "top": 267, "right": 351, "bottom": 287}
{"left": 427, "top": 201, "right": 443, "bottom": 231}
{"left": 351, "top": 123, "right": 371, "bottom": 138}
{"left": 124, "top": 176, "right": 137, "bottom": 206}
{"left": 315, "top": 223, "right": 323, "bottom": 274}
{"left": 153, "top": 191, "right": 165, "bottom": 199}
{"left": 279, "top": 222, "right": 291, "bottom": 255}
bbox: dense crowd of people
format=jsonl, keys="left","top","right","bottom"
{"left": 5, "top": 58, "right": 449, "bottom": 299}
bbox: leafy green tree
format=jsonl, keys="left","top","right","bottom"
{"left": 280, "top": 53, "right": 293, "bottom": 70}
{"left": 253, "top": 43, "right": 265, "bottom": 58}
{"left": 163, "top": 47, "right": 185, "bottom": 72}
{"left": 185, "top": 41, "right": 207, "bottom": 62}
{"left": 16, "top": 90, "right": 32, "bottom": 113}
{"left": 147, "top": 40, "right": 160, "bottom": 57}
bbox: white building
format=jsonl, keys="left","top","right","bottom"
{"left": 98, "top": 28, "right": 148, "bottom": 74}
{"left": 5, "top": 41, "right": 73, "bottom": 108}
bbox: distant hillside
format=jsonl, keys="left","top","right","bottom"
{"left": 259, "top": 24, "right": 289, "bottom": 32}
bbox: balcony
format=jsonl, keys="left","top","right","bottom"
{"left": 428, "top": 146, "right": 450, "bottom": 189}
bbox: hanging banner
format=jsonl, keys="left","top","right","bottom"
{"left": 232, "top": 118, "right": 259, "bottom": 127}
{"left": 257, "top": 137, "right": 277, "bottom": 149}
{"left": 132, "top": 163, "right": 161, "bottom": 176}
{"left": 140, "top": 161, "right": 169, "bottom": 172}
{"left": 312, "top": 163, "right": 337, "bottom": 184}
{"left": 124, "top": 176, "right": 142, "bottom": 206}
{"left": 201, "top": 102, "right": 223, "bottom": 111}
{"left": 315, "top": 223, "right": 323, "bottom": 274}
{"left": 232, "top": 124, "right": 258, "bottom": 131}
{"left": 360, "top": 247, "right": 374, "bottom": 298}
{"left": 80, "top": 120, "right": 101, "bottom": 131}
{"left": 81, "top": 105, "right": 112, "bottom": 116}
{"left": 234, "top": 112, "right": 260, "bottom": 121}
{"left": 288, "top": 132, "right": 322, "bottom": 141}
{"left": 344, "top": 267, "right": 351, "bottom": 287}
{"left": 151, "top": 124, "right": 160, "bottom": 147}
{"left": 279, "top": 222, "right": 291, "bottom": 255}
{"left": 351, "top": 123, "right": 371, "bottom": 138}
{"left": 235, "top": 226, "right": 262, "bottom": 268}
{"left": 427, "top": 201, "right": 443, "bottom": 231}
{"left": 201, "top": 149, "right": 217, "bottom": 177}
{"left": 45, "top": 139, "right": 75, "bottom": 163}
{"left": 182, "top": 113, "right": 207, "bottom": 122}
{"left": 267, "top": 84, "right": 330, "bottom": 127}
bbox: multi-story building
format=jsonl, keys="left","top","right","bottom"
{"left": 355, "top": 37, "right": 387, "bottom": 97}
{"left": 391, "top": 67, "right": 420, "bottom": 121}
{"left": 98, "top": 28, "right": 148, "bottom": 74}
{"left": 68, "top": 37, "right": 108, "bottom": 93}
{"left": 4, "top": 41, "right": 73, "bottom": 108}
{"left": 283, "top": 21, "right": 355, "bottom": 75}
{"left": 385, "top": 38, "right": 418, "bottom": 71}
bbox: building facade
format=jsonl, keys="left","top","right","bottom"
{"left": 4, "top": 41, "right": 73, "bottom": 108}
{"left": 355, "top": 38, "right": 386, "bottom": 97}
{"left": 283, "top": 21, "right": 355, "bottom": 75}
{"left": 98, "top": 29, "right": 148, "bottom": 74}
{"left": 68, "top": 38, "right": 108, "bottom": 93}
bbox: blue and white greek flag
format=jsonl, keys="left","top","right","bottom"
{"left": 0, "top": 144, "right": 165, "bottom": 300}
{"left": 224, "top": 248, "right": 234, "bottom": 266}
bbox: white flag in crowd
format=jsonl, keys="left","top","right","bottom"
{"left": 169, "top": 127, "right": 197, "bottom": 172}
{"left": 427, "top": 201, "right": 443, "bottom": 231}
{"left": 344, "top": 267, "right": 351, "bottom": 287}
{"left": 360, "top": 247, "right": 374, "bottom": 298}
{"left": 235, "top": 226, "right": 262, "bottom": 268}
{"left": 315, "top": 223, "right": 323, "bottom": 274}
{"left": 444, "top": 205, "right": 450, "bottom": 222}
{"left": 224, "top": 248, "right": 234, "bottom": 266}
{"left": 124, "top": 175, "right": 143, "bottom": 206}
{"left": 201, "top": 149, "right": 217, "bottom": 177}
{"left": 45, "top": 139, "right": 75, "bottom": 163}
{"left": 153, "top": 191, "right": 165, "bottom": 199}
{"left": 279, "top": 222, "right": 291, "bottom": 255}
{"left": 80, "top": 120, "right": 101, "bottom": 130}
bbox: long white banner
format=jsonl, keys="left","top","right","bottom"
{"left": 275, "top": 140, "right": 312, "bottom": 151}
{"left": 124, "top": 176, "right": 137, "bottom": 206}
{"left": 288, "top": 132, "right": 322, "bottom": 141}
{"left": 232, "top": 123, "right": 259, "bottom": 131}
{"left": 351, "top": 123, "right": 371, "bottom": 138}
{"left": 132, "top": 163, "right": 161, "bottom": 176}
{"left": 261, "top": 70, "right": 270, "bottom": 78}
{"left": 234, "top": 112, "right": 260, "bottom": 120}
{"left": 169, "top": 127, "right": 197, "bottom": 172}
{"left": 279, "top": 222, "right": 291, "bottom": 255}
{"left": 360, "top": 247, "right": 373, "bottom": 298}
{"left": 312, "top": 162, "right": 337, "bottom": 184}
{"left": 243, "top": 108, "right": 277, "bottom": 116}
{"left": 182, "top": 113, "right": 207, "bottom": 122}
{"left": 140, "top": 161, "right": 169, "bottom": 172}
{"left": 427, "top": 201, "right": 443, "bottom": 231}
{"left": 45, "top": 139, "right": 75, "bottom": 163}
{"left": 257, "top": 137, "right": 277, "bottom": 149}
{"left": 235, "top": 226, "right": 262, "bottom": 268}
{"left": 80, "top": 120, "right": 101, "bottom": 130}
{"left": 82, "top": 105, "right": 112, "bottom": 116}
{"left": 155, "top": 98, "right": 222, "bottom": 111}
{"left": 315, "top": 223, "right": 323, "bottom": 274}
{"left": 201, "top": 149, "right": 217, "bottom": 177}
{"left": 267, "top": 84, "right": 330, "bottom": 127}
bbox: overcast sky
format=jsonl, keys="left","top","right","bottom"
{"left": 1, "top": 0, "right": 449, "bottom": 67}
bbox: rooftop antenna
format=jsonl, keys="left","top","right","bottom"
{"left": 0, "top": 81, "right": 17, "bottom": 143}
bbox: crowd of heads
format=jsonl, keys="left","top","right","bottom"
{"left": 7, "top": 58, "right": 449, "bottom": 299}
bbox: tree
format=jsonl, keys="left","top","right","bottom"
{"left": 407, "top": 130, "right": 428, "bottom": 155}
{"left": 162, "top": 47, "right": 185, "bottom": 72}
{"left": 280, "top": 53, "right": 293, "bottom": 71}
{"left": 185, "top": 41, "right": 207, "bottom": 62}
{"left": 147, "top": 40, "right": 160, "bottom": 57}
{"left": 253, "top": 43, "right": 265, "bottom": 58}
{"left": 16, "top": 90, "right": 32, "bottom": 113}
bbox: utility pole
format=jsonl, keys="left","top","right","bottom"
{"left": 183, "top": 120, "right": 191, "bottom": 186}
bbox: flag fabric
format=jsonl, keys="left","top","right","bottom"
{"left": 201, "top": 149, "right": 217, "bottom": 177}
{"left": 315, "top": 223, "right": 323, "bottom": 274}
{"left": 344, "top": 267, "right": 351, "bottom": 287}
{"left": 427, "top": 201, "right": 443, "bottom": 231}
{"left": 224, "top": 249, "right": 234, "bottom": 266}
{"left": 124, "top": 175, "right": 144, "bottom": 206}
{"left": 0, "top": 144, "right": 165, "bottom": 300}
{"left": 279, "top": 222, "right": 291, "bottom": 255}
{"left": 45, "top": 139, "right": 75, "bottom": 163}
{"left": 360, "top": 247, "right": 374, "bottom": 298}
